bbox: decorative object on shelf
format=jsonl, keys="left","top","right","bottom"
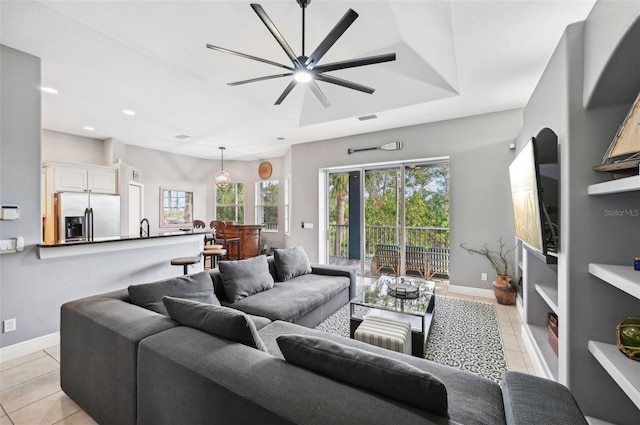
{"left": 348, "top": 141, "right": 403, "bottom": 155}
{"left": 634, "top": 257, "right": 640, "bottom": 271}
{"left": 258, "top": 161, "right": 272, "bottom": 179}
{"left": 593, "top": 91, "right": 640, "bottom": 179}
{"left": 616, "top": 317, "right": 640, "bottom": 361}
{"left": 205, "top": 0, "right": 396, "bottom": 108}
{"left": 548, "top": 312, "right": 559, "bottom": 357}
{"left": 214, "top": 147, "right": 230, "bottom": 188}
{"left": 460, "top": 237, "right": 517, "bottom": 305}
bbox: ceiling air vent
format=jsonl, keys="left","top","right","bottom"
{"left": 174, "top": 134, "right": 191, "bottom": 140}
{"left": 358, "top": 114, "right": 378, "bottom": 121}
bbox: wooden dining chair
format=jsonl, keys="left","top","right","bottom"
{"left": 210, "top": 220, "right": 241, "bottom": 260}
{"left": 193, "top": 220, "right": 215, "bottom": 245}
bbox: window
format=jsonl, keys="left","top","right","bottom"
{"left": 160, "top": 188, "right": 193, "bottom": 227}
{"left": 256, "top": 180, "right": 278, "bottom": 232}
{"left": 216, "top": 182, "right": 245, "bottom": 223}
{"left": 284, "top": 176, "right": 290, "bottom": 235}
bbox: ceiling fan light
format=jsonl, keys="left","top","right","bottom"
{"left": 294, "top": 70, "right": 312, "bottom": 83}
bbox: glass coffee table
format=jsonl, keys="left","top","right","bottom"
{"left": 350, "top": 276, "right": 436, "bottom": 357}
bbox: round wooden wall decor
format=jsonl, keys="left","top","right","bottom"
{"left": 258, "top": 161, "right": 272, "bottom": 179}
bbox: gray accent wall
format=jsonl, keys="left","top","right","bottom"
{"left": 517, "top": 5, "right": 640, "bottom": 422}
{"left": 288, "top": 109, "right": 523, "bottom": 290}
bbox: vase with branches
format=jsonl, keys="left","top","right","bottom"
{"left": 460, "top": 237, "right": 517, "bottom": 304}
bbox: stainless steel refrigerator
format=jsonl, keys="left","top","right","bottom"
{"left": 55, "top": 192, "right": 121, "bottom": 242}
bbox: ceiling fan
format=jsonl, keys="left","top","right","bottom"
{"left": 206, "top": 0, "right": 396, "bottom": 108}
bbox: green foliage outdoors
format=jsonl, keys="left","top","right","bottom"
{"left": 329, "top": 165, "right": 450, "bottom": 228}
{"left": 216, "top": 183, "right": 245, "bottom": 222}
{"left": 328, "top": 164, "right": 450, "bottom": 255}
{"left": 260, "top": 181, "right": 279, "bottom": 228}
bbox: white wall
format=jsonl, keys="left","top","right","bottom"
{"left": 42, "top": 129, "right": 106, "bottom": 165}
{"left": 288, "top": 109, "right": 523, "bottom": 290}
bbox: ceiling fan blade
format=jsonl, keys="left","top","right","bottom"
{"left": 206, "top": 44, "right": 294, "bottom": 70}
{"left": 315, "top": 74, "right": 375, "bottom": 94}
{"left": 314, "top": 53, "right": 396, "bottom": 73}
{"left": 275, "top": 80, "right": 298, "bottom": 105}
{"left": 305, "top": 9, "right": 359, "bottom": 69}
{"left": 228, "top": 73, "right": 293, "bottom": 86}
{"left": 251, "top": 4, "right": 302, "bottom": 68}
{"left": 308, "top": 80, "right": 331, "bottom": 108}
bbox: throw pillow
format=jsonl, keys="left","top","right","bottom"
{"left": 128, "top": 271, "right": 218, "bottom": 315}
{"left": 218, "top": 255, "right": 274, "bottom": 302}
{"left": 273, "top": 246, "right": 312, "bottom": 281}
{"left": 162, "top": 296, "right": 268, "bottom": 352}
{"left": 276, "top": 334, "right": 449, "bottom": 417}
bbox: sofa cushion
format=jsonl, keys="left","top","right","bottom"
{"left": 259, "top": 320, "right": 506, "bottom": 425}
{"left": 162, "top": 296, "right": 268, "bottom": 352}
{"left": 218, "top": 256, "right": 274, "bottom": 302}
{"left": 501, "top": 371, "right": 587, "bottom": 425}
{"left": 128, "top": 271, "right": 218, "bottom": 315}
{"left": 228, "top": 274, "right": 349, "bottom": 322}
{"left": 276, "top": 334, "right": 449, "bottom": 417}
{"left": 273, "top": 246, "right": 312, "bottom": 281}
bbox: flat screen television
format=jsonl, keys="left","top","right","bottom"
{"left": 508, "top": 135, "right": 558, "bottom": 261}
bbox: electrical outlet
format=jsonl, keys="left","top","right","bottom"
{"left": 481, "top": 273, "right": 488, "bottom": 281}
{"left": 3, "top": 318, "right": 16, "bottom": 333}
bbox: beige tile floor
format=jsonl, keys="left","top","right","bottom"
{"left": 0, "top": 282, "right": 534, "bottom": 425}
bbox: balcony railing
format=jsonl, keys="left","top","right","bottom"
{"left": 329, "top": 224, "right": 450, "bottom": 260}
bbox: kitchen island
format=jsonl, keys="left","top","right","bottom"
{"left": 37, "top": 230, "right": 206, "bottom": 260}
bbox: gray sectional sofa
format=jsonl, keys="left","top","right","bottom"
{"left": 61, "top": 249, "right": 587, "bottom": 425}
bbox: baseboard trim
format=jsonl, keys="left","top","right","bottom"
{"left": 0, "top": 332, "right": 60, "bottom": 362}
{"left": 446, "top": 284, "right": 494, "bottom": 299}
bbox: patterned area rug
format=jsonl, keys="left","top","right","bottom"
{"left": 315, "top": 296, "right": 508, "bottom": 383}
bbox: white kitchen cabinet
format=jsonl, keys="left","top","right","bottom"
{"left": 48, "top": 163, "right": 118, "bottom": 194}
{"left": 42, "top": 162, "right": 119, "bottom": 243}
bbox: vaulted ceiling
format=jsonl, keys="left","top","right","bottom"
{"left": 1, "top": 0, "right": 596, "bottom": 160}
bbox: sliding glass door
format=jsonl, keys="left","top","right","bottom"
{"left": 364, "top": 167, "right": 401, "bottom": 276}
{"left": 327, "top": 160, "right": 450, "bottom": 280}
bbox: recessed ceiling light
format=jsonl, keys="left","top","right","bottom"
{"left": 122, "top": 109, "right": 136, "bottom": 116}
{"left": 175, "top": 134, "right": 191, "bottom": 140}
{"left": 83, "top": 126, "right": 95, "bottom": 131}
{"left": 40, "top": 87, "right": 58, "bottom": 94}
{"left": 358, "top": 114, "right": 378, "bottom": 121}
{"left": 277, "top": 137, "right": 285, "bottom": 141}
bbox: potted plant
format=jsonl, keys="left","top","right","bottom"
{"left": 460, "top": 237, "right": 517, "bottom": 305}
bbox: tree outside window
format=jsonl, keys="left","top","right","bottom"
{"left": 257, "top": 180, "right": 278, "bottom": 232}
{"left": 216, "top": 182, "right": 245, "bottom": 223}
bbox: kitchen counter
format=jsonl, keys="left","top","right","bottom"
{"left": 37, "top": 230, "right": 207, "bottom": 259}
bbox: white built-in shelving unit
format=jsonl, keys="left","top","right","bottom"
{"left": 534, "top": 282, "right": 559, "bottom": 314}
{"left": 587, "top": 176, "right": 640, "bottom": 411}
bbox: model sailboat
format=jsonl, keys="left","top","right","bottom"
{"left": 594, "top": 91, "right": 640, "bottom": 178}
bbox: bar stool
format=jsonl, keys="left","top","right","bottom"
{"left": 210, "top": 221, "right": 241, "bottom": 260}
{"left": 170, "top": 256, "right": 201, "bottom": 275}
{"left": 203, "top": 247, "right": 227, "bottom": 269}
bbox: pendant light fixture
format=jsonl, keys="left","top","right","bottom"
{"left": 214, "top": 146, "right": 230, "bottom": 188}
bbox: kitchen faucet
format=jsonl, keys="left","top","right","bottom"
{"left": 140, "top": 218, "right": 150, "bottom": 238}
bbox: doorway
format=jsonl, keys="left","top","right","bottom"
{"left": 326, "top": 160, "right": 450, "bottom": 279}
